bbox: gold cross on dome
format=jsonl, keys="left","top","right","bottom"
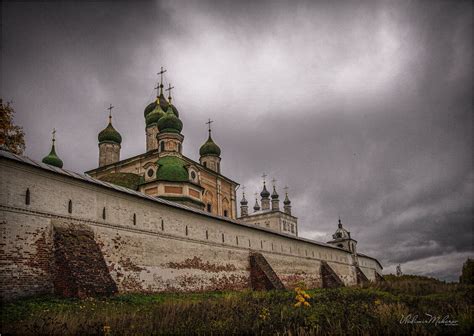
{"left": 52, "top": 128, "right": 56, "bottom": 142}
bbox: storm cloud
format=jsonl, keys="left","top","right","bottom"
{"left": 1, "top": 0, "right": 472, "bottom": 281}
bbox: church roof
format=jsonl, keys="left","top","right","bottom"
{"left": 0, "top": 149, "right": 382, "bottom": 270}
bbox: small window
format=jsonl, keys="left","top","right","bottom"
{"left": 206, "top": 230, "right": 208, "bottom": 240}
{"left": 25, "top": 188, "right": 30, "bottom": 205}
{"left": 102, "top": 207, "right": 106, "bottom": 220}
{"left": 236, "top": 236, "right": 239, "bottom": 245}
{"left": 249, "top": 239, "right": 251, "bottom": 247}
{"left": 68, "top": 200, "right": 72, "bottom": 214}
{"left": 223, "top": 210, "right": 228, "bottom": 217}
{"left": 207, "top": 203, "right": 212, "bottom": 213}
{"left": 191, "top": 171, "right": 196, "bottom": 180}
{"left": 221, "top": 233, "right": 225, "bottom": 243}
{"left": 133, "top": 213, "right": 136, "bottom": 225}
{"left": 147, "top": 168, "right": 154, "bottom": 178}
{"left": 338, "top": 244, "right": 344, "bottom": 248}
{"left": 271, "top": 243, "right": 274, "bottom": 251}
{"left": 185, "top": 226, "right": 188, "bottom": 236}
{"left": 260, "top": 240, "right": 263, "bottom": 249}
{"left": 203, "top": 161, "right": 207, "bottom": 168}
{"left": 160, "top": 141, "right": 165, "bottom": 152}
{"left": 178, "top": 143, "right": 181, "bottom": 153}
{"left": 161, "top": 219, "right": 164, "bottom": 231}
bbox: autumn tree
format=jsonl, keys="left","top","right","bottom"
{"left": 0, "top": 99, "right": 25, "bottom": 154}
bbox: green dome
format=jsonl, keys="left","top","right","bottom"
{"left": 144, "top": 101, "right": 157, "bottom": 117}
{"left": 145, "top": 104, "right": 166, "bottom": 127}
{"left": 144, "top": 94, "right": 169, "bottom": 118}
{"left": 157, "top": 106, "right": 183, "bottom": 133}
{"left": 156, "top": 156, "right": 189, "bottom": 182}
{"left": 170, "top": 103, "right": 180, "bottom": 117}
{"left": 42, "top": 144, "right": 63, "bottom": 168}
{"left": 199, "top": 133, "right": 221, "bottom": 157}
{"left": 98, "top": 122, "right": 122, "bottom": 144}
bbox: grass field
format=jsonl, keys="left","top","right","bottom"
{"left": 1, "top": 275, "right": 473, "bottom": 335}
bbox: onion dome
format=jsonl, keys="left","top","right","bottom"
{"left": 144, "top": 101, "right": 157, "bottom": 118}
{"left": 283, "top": 192, "right": 291, "bottom": 205}
{"left": 240, "top": 192, "right": 248, "bottom": 205}
{"left": 169, "top": 103, "right": 180, "bottom": 117}
{"left": 332, "top": 218, "right": 350, "bottom": 239}
{"left": 271, "top": 185, "right": 279, "bottom": 199}
{"left": 156, "top": 156, "right": 189, "bottom": 182}
{"left": 42, "top": 130, "right": 63, "bottom": 168}
{"left": 253, "top": 198, "right": 260, "bottom": 211}
{"left": 145, "top": 104, "right": 166, "bottom": 127}
{"left": 199, "top": 131, "right": 221, "bottom": 157}
{"left": 260, "top": 183, "right": 270, "bottom": 198}
{"left": 98, "top": 120, "right": 122, "bottom": 144}
{"left": 157, "top": 106, "right": 183, "bottom": 133}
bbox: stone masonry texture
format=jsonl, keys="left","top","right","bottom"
{"left": 0, "top": 157, "right": 382, "bottom": 300}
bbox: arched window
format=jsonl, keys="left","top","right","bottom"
{"left": 102, "top": 207, "right": 106, "bottom": 220}
{"left": 160, "top": 141, "right": 165, "bottom": 152}
{"left": 68, "top": 200, "right": 72, "bottom": 214}
{"left": 25, "top": 188, "right": 30, "bottom": 205}
{"left": 133, "top": 213, "right": 136, "bottom": 225}
{"left": 207, "top": 203, "right": 212, "bottom": 213}
{"left": 161, "top": 219, "right": 164, "bottom": 231}
{"left": 236, "top": 236, "right": 239, "bottom": 245}
{"left": 221, "top": 233, "right": 225, "bottom": 242}
{"left": 206, "top": 230, "right": 208, "bottom": 240}
{"left": 223, "top": 210, "right": 228, "bottom": 217}
{"left": 185, "top": 226, "right": 188, "bottom": 236}
{"left": 260, "top": 240, "right": 263, "bottom": 249}
{"left": 203, "top": 161, "right": 207, "bottom": 168}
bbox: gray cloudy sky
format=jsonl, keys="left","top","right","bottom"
{"left": 2, "top": 0, "right": 472, "bottom": 281}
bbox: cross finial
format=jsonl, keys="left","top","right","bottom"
{"left": 52, "top": 128, "right": 56, "bottom": 143}
{"left": 157, "top": 66, "right": 167, "bottom": 94}
{"left": 107, "top": 104, "right": 114, "bottom": 123}
{"left": 165, "top": 83, "right": 175, "bottom": 102}
{"left": 271, "top": 178, "right": 277, "bottom": 186}
{"left": 284, "top": 185, "right": 289, "bottom": 195}
{"left": 262, "top": 173, "right": 267, "bottom": 184}
{"left": 154, "top": 83, "right": 160, "bottom": 97}
{"left": 206, "top": 118, "right": 214, "bottom": 134}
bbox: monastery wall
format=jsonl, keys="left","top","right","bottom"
{"left": 0, "top": 157, "right": 381, "bottom": 300}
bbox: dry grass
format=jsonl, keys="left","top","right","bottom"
{"left": 1, "top": 277, "right": 473, "bottom": 335}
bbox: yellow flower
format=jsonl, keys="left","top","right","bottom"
{"left": 294, "top": 302, "right": 302, "bottom": 307}
{"left": 304, "top": 301, "right": 310, "bottom": 307}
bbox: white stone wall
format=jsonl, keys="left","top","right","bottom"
{"left": 0, "top": 158, "right": 382, "bottom": 299}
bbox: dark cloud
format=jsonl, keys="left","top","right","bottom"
{"left": 1, "top": 0, "right": 472, "bottom": 281}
